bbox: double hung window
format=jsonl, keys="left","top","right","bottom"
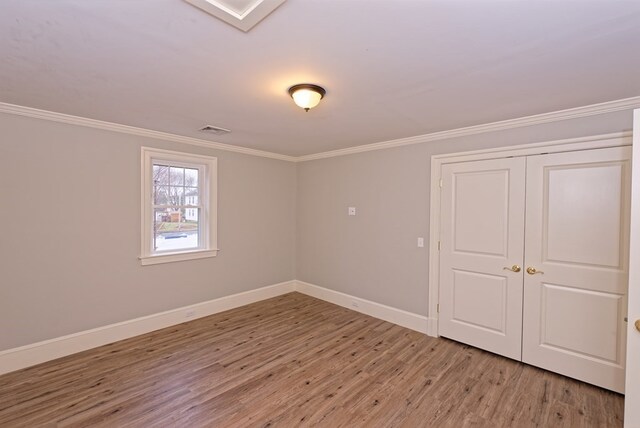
{"left": 140, "top": 147, "right": 218, "bottom": 265}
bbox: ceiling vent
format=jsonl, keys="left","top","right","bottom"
{"left": 199, "top": 125, "right": 231, "bottom": 135}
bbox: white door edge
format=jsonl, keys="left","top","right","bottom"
{"left": 624, "top": 110, "right": 640, "bottom": 425}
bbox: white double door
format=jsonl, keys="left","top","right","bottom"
{"left": 439, "top": 146, "right": 631, "bottom": 393}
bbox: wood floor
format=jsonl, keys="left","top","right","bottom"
{"left": 0, "top": 292, "right": 624, "bottom": 427}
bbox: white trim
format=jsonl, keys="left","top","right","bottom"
{"left": 624, "top": 109, "right": 640, "bottom": 424}
{"left": 1, "top": 98, "right": 638, "bottom": 164}
{"left": 0, "top": 280, "right": 296, "bottom": 376}
{"left": 427, "top": 132, "right": 632, "bottom": 339}
{"left": 431, "top": 131, "right": 632, "bottom": 163}
{"left": 427, "top": 317, "right": 438, "bottom": 337}
{"left": 139, "top": 249, "right": 219, "bottom": 265}
{"left": 427, "top": 153, "right": 442, "bottom": 338}
{"left": 140, "top": 147, "right": 218, "bottom": 265}
{"left": 0, "top": 102, "right": 296, "bottom": 162}
{"left": 185, "top": 0, "right": 287, "bottom": 32}
{"left": 295, "top": 280, "right": 428, "bottom": 334}
{"left": 297, "top": 97, "right": 640, "bottom": 162}
{"left": 0, "top": 278, "right": 448, "bottom": 376}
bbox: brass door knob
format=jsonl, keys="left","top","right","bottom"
{"left": 526, "top": 267, "right": 544, "bottom": 275}
{"left": 635, "top": 319, "right": 640, "bottom": 332}
{"left": 503, "top": 265, "right": 521, "bottom": 273}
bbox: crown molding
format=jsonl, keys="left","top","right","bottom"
{"left": 2, "top": 96, "right": 638, "bottom": 163}
{"left": 296, "top": 96, "right": 640, "bottom": 162}
{"left": 0, "top": 102, "right": 296, "bottom": 162}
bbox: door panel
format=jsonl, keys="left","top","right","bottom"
{"left": 522, "top": 147, "right": 631, "bottom": 393}
{"left": 540, "top": 283, "right": 623, "bottom": 363}
{"left": 452, "top": 169, "right": 512, "bottom": 256}
{"left": 451, "top": 270, "right": 507, "bottom": 333}
{"left": 545, "top": 164, "right": 624, "bottom": 268}
{"left": 439, "top": 157, "right": 526, "bottom": 360}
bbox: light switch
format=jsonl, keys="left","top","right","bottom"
{"left": 417, "top": 237, "right": 424, "bottom": 248}
{"left": 348, "top": 207, "right": 356, "bottom": 216}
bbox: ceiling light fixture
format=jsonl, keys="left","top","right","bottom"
{"left": 288, "top": 84, "right": 326, "bottom": 112}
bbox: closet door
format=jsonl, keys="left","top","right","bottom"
{"left": 522, "top": 147, "right": 631, "bottom": 393}
{"left": 439, "top": 157, "right": 526, "bottom": 360}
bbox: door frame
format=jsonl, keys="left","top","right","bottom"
{"left": 427, "top": 131, "right": 632, "bottom": 337}
{"left": 625, "top": 109, "right": 640, "bottom": 423}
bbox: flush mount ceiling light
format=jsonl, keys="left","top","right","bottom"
{"left": 288, "top": 84, "right": 326, "bottom": 112}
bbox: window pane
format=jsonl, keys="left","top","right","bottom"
{"left": 168, "top": 186, "right": 184, "bottom": 205}
{"left": 154, "top": 208, "right": 199, "bottom": 252}
{"left": 185, "top": 168, "right": 199, "bottom": 187}
{"left": 154, "top": 185, "right": 170, "bottom": 205}
{"left": 185, "top": 187, "right": 199, "bottom": 206}
{"left": 170, "top": 167, "right": 184, "bottom": 186}
{"left": 184, "top": 206, "right": 199, "bottom": 222}
{"left": 153, "top": 165, "right": 169, "bottom": 185}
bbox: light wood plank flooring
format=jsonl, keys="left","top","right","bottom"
{"left": 0, "top": 292, "right": 624, "bottom": 427}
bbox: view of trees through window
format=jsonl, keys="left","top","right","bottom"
{"left": 152, "top": 164, "right": 200, "bottom": 252}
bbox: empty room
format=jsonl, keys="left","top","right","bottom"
{"left": 1, "top": 0, "right": 640, "bottom": 426}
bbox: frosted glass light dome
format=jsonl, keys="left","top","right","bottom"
{"left": 288, "top": 84, "right": 326, "bottom": 112}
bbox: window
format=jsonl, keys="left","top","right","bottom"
{"left": 140, "top": 147, "right": 218, "bottom": 265}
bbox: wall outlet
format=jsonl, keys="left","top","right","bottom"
{"left": 185, "top": 309, "right": 196, "bottom": 318}
{"left": 348, "top": 207, "right": 356, "bottom": 216}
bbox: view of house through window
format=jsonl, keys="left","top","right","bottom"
{"left": 152, "top": 164, "right": 201, "bottom": 252}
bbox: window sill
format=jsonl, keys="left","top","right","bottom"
{"left": 139, "top": 249, "right": 219, "bottom": 266}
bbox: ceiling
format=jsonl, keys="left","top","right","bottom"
{"left": 1, "top": 0, "right": 640, "bottom": 157}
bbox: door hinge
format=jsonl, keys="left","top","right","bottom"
{"left": 439, "top": 178, "right": 443, "bottom": 188}
{"left": 437, "top": 304, "right": 440, "bottom": 313}
{"left": 437, "top": 241, "right": 441, "bottom": 251}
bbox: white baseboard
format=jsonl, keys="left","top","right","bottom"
{"left": 0, "top": 280, "right": 296, "bottom": 376}
{"left": 294, "top": 280, "right": 429, "bottom": 334}
{"left": 0, "top": 279, "right": 433, "bottom": 376}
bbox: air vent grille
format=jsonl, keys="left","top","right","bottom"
{"left": 199, "top": 125, "right": 231, "bottom": 135}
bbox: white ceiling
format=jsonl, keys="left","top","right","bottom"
{"left": 1, "top": 0, "right": 640, "bottom": 157}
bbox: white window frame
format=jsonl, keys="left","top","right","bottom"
{"left": 140, "top": 147, "right": 218, "bottom": 265}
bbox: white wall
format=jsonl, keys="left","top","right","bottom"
{"left": 296, "top": 110, "right": 633, "bottom": 316}
{"left": 0, "top": 112, "right": 296, "bottom": 351}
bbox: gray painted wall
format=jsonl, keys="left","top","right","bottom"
{"left": 0, "top": 113, "right": 296, "bottom": 351}
{"left": 296, "top": 110, "right": 634, "bottom": 315}
{"left": 1, "top": 108, "right": 634, "bottom": 352}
